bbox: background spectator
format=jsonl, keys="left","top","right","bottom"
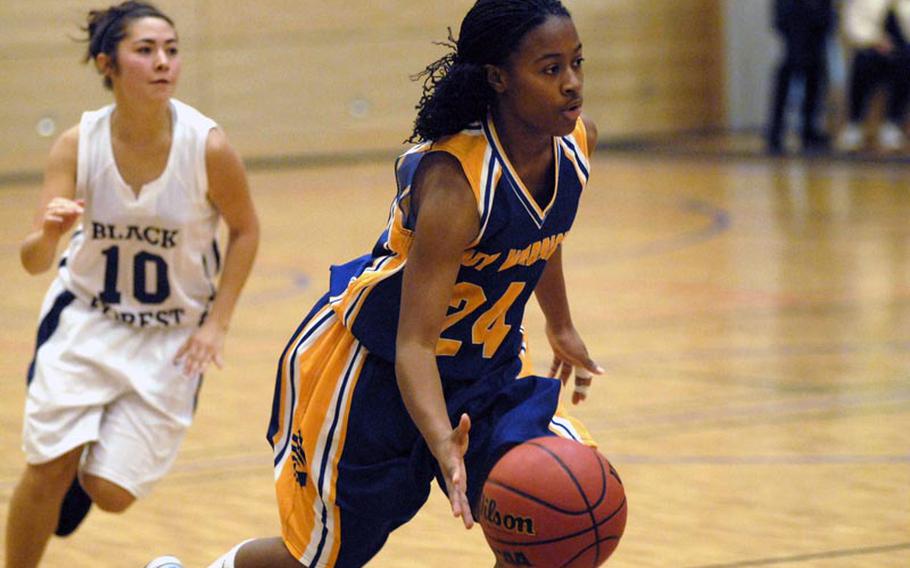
{"left": 836, "top": 0, "right": 910, "bottom": 152}
{"left": 767, "top": 0, "right": 835, "bottom": 154}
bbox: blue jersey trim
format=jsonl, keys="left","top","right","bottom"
{"left": 311, "top": 341, "right": 364, "bottom": 567}
{"left": 561, "top": 135, "right": 589, "bottom": 179}
{"left": 269, "top": 294, "right": 332, "bottom": 466}
{"left": 27, "top": 290, "right": 76, "bottom": 386}
{"left": 478, "top": 150, "right": 498, "bottom": 239}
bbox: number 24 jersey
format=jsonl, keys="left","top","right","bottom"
{"left": 329, "top": 115, "right": 592, "bottom": 380}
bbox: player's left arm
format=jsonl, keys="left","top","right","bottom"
{"left": 535, "top": 119, "right": 603, "bottom": 401}
{"left": 175, "top": 127, "right": 260, "bottom": 377}
{"left": 581, "top": 114, "right": 598, "bottom": 159}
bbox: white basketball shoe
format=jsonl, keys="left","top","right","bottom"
{"left": 145, "top": 556, "right": 184, "bottom": 568}
{"left": 878, "top": 122, "right": 906, "bottom": 152}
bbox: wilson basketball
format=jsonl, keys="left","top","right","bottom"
{"left": 480, "top": 436, "right": 627, "bottom": 567}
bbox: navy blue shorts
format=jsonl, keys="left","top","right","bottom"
{"left": 268, "top": 305, "right": 563, "bottom": 567}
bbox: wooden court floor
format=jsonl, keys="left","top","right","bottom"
{"left": 1, "top": 150, "right": 909, "bottom": 567}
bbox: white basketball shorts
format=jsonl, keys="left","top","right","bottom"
{"left": 23, "top": 279, "right": 202, "bottom": 498}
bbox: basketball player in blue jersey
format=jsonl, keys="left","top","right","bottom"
{"left": 149, "top": 1, "right": 600, "bottom": 567}
{"left": 6, "top": 3, "right": 260, "bottom": 567}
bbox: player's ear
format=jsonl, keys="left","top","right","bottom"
{"left": 95, "top": 53, "right": 113, "bottom": 78}
{"left": 485, "top": 64, "right": 507, "bottom": 94}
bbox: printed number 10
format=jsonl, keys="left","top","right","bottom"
{"left": 100, "top": 245, "right": 170, "bottom": 305}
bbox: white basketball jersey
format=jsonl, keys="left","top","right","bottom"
{"left": 56, "top": 99, "right": 221, "bottom": 328}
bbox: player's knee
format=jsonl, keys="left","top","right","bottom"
{"left": 23, "top": 447, "right": 82, "bottom": 493}
{"left": 81, "top": 474, "right": 136, "bottom": 512}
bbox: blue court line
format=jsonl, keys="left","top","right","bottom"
{"left": 684, "top": 542, "right": 910, "bottom": 568}
{"left": 240, "top": 270, "right": 311, "bottom": 306}
{"left": 623, "top": 198, "right": 731, "bottom": 258}
{"left": 578, "top": 197, "right": 731, "bottom": 264}
{"left": 237, "top": 198, "right": 729, "bottom": 306}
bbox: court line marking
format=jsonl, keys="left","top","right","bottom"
{"left": 684, "top": 542, "right": 910, "bottom": 568}
{"left": 610, "top": 453, "right": 910, "bottom": 465}
{"left": 598, "top": 387, "right": 910, "bottom": 432}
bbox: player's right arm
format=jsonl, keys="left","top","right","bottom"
{"left": 20, "top": 125, "right": 82, "bottom": 275}
{"left": 395, "top": 151, "right": 479, "bottom": 529}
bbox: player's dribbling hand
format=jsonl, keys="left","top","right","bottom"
{"left": 438, "top": 413, "right": 474, "bottom": 529}
{"left": 174, "top": 319, "right": 226, "bottom": 377}
{"left": 546, "top": 324, "right": 604, "bottom": 405}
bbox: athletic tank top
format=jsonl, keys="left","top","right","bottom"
{"left": 328, "top": 115, "right": 591, "bottom": 379}
{"left": 56, "top": 99, "right": 221, "bottom": 328}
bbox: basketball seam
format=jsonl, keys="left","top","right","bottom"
{"left": 483, "top": 497, "right": 626, "bottom": 548}
{"left": 485, "top": 479, "right": 596, "bottom": 515}
{"left": 528, "top": 440, "right": 604, "bottom": 565}
{"left": 482, "top": 439, "right": 626, "bottom": 566}
{"left": 559, "top": 534, "right": 623, "bottom": 568}
{"left": 500, "top": 442, "right": 608, "bottom": 509}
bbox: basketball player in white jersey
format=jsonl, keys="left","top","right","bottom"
{"left": 5, "top": 3, "right": 259, "bottom": 567}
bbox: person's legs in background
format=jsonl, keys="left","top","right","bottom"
{"left": 767, "top": 53, "right": 795, "bottom": 154}
{"left": 798, "top": 32, "right": 830, "bottom": 150}
{"left": 878, "top": 50, "right": 910, "bottom": 151}
{"left": 837, "top": 49, "right": 888, "bottom": 151}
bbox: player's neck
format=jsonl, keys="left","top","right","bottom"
{"left": 490, "top": 109, "right": 553, "bottom": 171}
{"left": 110, "top": 97, "right": 172, "bottom": 145}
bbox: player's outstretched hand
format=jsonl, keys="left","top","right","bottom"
{"left": 438, "top": 413, "right": 474, "bottom": 529}
{"left": 174, "top": 319, "right": 226, "bottom": 378}
{"left": 546, "top": 324, "right": 604, "bottom": 404}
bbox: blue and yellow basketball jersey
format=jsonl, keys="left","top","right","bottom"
{"left": 328, "top": 115, "right": 591, "bottom": 380}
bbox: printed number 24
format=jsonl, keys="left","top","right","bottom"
{"left": 99, "top": 245, "right": 170, "bottom": 305}
{"left": 437, "top": 282, "right": 525, "bottom": 358}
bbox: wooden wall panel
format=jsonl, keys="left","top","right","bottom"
{"left": 0, "top": 0, "right": 724, "bottom": 178}
{"left": 574, "top": 0, "right": 725, "bottom": 136}
{"left": 0, "top": 1, "right": 204, "bottom": 175}
{"left": 192, "top": 0, "right": 478, "bottom": 158}
{"left": 195, "top": 1, "right": 471, "bottom": 39}
{"left": 202, "top": 37, "right": 428, "bottom": 157}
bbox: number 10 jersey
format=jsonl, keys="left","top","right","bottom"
{"left": 57, "top": 99, "right": 221, "bottom": 328}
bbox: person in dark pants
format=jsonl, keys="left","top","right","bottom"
{"left": 836, "top": 0, "right": 910, "bottom": 152}
{"left": 767, "top": 0, "right": 835, "bottom": 154}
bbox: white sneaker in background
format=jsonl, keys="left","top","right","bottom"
{"left": 145, "top": 557, "right": 184, "bottom": 568}
{"left": 835, "top": 123, "right": 864, "bottom": 152}
{"left": 877, "top": 122, "right": 906, "bottom": 152}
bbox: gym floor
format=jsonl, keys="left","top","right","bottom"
{"left": 1, "top": 136, "right": 908, "bottom": 567}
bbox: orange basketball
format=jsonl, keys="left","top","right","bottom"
{"left": 480, "top": 436, "right": 627, "bottom": 567}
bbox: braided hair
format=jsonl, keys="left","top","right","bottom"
{"left": 83, "top": 1, "right": 175, "bottom": 90}
{"left": 408, "top": 0, "right": 571, "bottom": 143}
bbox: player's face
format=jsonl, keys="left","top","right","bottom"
{"left": 495, "top": 15, "right": 584, "bottom": 137}
{"left": 110, "top": 17, "right": 181, "bottom": 102}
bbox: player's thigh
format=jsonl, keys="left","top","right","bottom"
{"left": 82, "top": 389, "right": 190, "bottom": 499}
{"left": 277, "top": 345, "right": 431, "bottom": 567}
